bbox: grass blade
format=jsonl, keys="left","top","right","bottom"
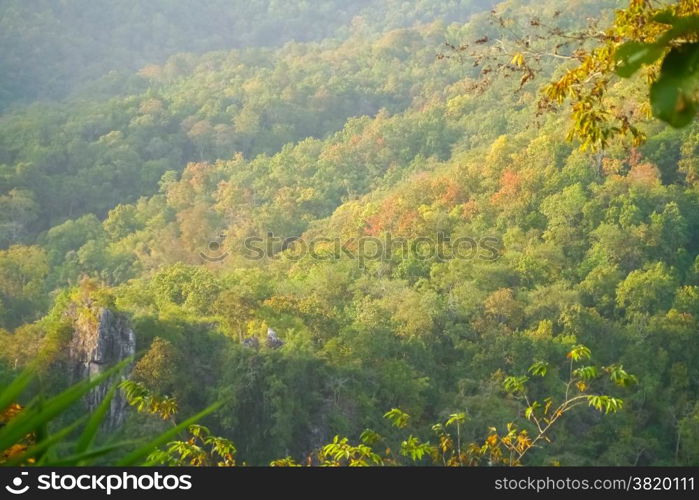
{"left": 2, "top": 416, "right": 86, "bottom": 466}
{"left": 0, "top": 369, "right": 33, "bottom": 415}
{"left": 117, "top": 401, "right": 223, "bottom": 466}
{"left": 44, "top": 442, "right": 131, "bottom": 467}
{"left": 74, "top": 383, "right": 118, "bottom": 455}
{"left": 0, "top": 358, "right": 131, "bottom": 452}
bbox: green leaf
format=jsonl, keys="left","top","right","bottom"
{"left": 573, "top": 365, "right": 599, "bottom": 381}
{"left": 503, "top": 376, "right": 529, "bottom": 394}
{"left": 607, "top": 365, "right": 638, "bottom": 387}
{"left": 615, "top": 41, "right": 664, "bottom": 78}
{"left": 399, "top": 435, "right": 432, "bottom": 462}
{"left": 651, "top": 76, "right": 697, "bottom": 128}
{"left": 653, "top": 10, "right": 676, "bottom": 25}
{"left": 651, "top": 43, "right": 699, "bottom": 128}
{"left": 0, "top": 369, "right": 33, "bottom": 416}
{"left": 567, "top": 345, "right": 591, "bottom": 362}
{"left": 117, "top": 401, "right": 223, "bottom": 466}
{"left": 0, "top": 358, "right": 131, "bottom": 453}
{"left": 587, "top": 395, "right": 624, "bottom": 414}
{"left": 2, "top": 417, "right": 86, "bottom": 466}
{"left": 360, "top": 429, "right": 381, "bottom": 446}
{"left": 653, "top": 12, "right": 699, "bottom": 37}
{"left": 528, "top": 361, "right": 549, "bottom": 377}
{"left": 74, "top": 384, "right": 118, "bottom": 456}
{"left": 383, "top": 408, "right": 410, "bottom": 429}
{"left": 525, "top": 402, "right": 540, "bottom": 421}
{"left": 42, "top": 443, "right": 131, "bottom": 467}
{"left": 446, "top": 412, "right": 467, "bottom": 427}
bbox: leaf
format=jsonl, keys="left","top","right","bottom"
{"left": 528, "top": 361, "right": 549, "bottom": 377}
{"left": 383, "top": 408, "right": 410, "bottom": 429}
{"left": 653, "top": 12, "right": 699, "bottom": 36}
{"left": 0, "top": 358, "right": 131, "bottom": 453}
{"left": 573, "top": 365, "right": 599, "bottom": 381}
{"left": 607, "top": 365, "right": 638, "bottom": 387}
{"left": 653, "top": 10, "right": 676, "bottom": 25}
{"left": 503, "top": 376, "right": 529, "bottom": 394}
{"left": 0, "top": 369, "right": 33, "bottom": 417}
{"left": 40, "top": 443, "right": 131, "bottom": 467}
{"left": 360, "top": 429, "right": 381, "bottom": 446}
{"left": 615, "top": 41, "right": 664, "bottom": 78}
{"left": 2, "top": 417, "right": 85, "bottom": 466}
{"left": 567, "top": 345, "right": 591, "bottom": 362}
{"left": 543, "top": 398, "right": 553, "bottom": 416}
{"left": 445, "top": 412, "right": 466, "bottom": 427}
{"left": 525, "top": 402, "right": 541, "bottom": 421}
{"left": 74, "top": 384, "right": 118, "bottom": 456}
{"left": 118, "top": 401, "right": 222, "bottom": 466}
{"left": 587, "top": 395, "right": 624, "bottom": 414}
{"left": 650, "top": 43, "right": 699, "bottom": 128}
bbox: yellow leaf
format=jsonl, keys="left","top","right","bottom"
{"left": 511, "top": 53, "right": 525, "bottom": 67}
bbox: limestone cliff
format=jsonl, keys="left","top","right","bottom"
{"left": 68, "top": 306, "right": 136, "bottom": 429}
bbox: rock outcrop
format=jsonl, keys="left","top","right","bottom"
{"left": 68, "top": 307, "right": 136, "bottom": 429}
{"left": 266, "top": 327, "right": 284, "bottom": 349}
{"left": 242, "top": 336, "right": 260, "bottom": 349}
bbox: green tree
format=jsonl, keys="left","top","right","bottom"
{"left": 616, "top": 262, "right": 678, "bottom": 317}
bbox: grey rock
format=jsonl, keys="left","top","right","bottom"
{"left": 266, "top": 327, "right": 284, "bottom": 349}
{"left": 242, "top": 336, "right": 260, "bottom": 349}
{"left": 68, "top": 307, "right": 135, "bottom": 429}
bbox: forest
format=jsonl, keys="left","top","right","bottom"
{"left": 1, "top": 0, "right": 699, "bottom": 467}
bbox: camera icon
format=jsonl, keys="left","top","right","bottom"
{"left": 200, "top": 232, "right": 230, "bottom": 262}
{"left": 5, "top": 472, "right": 29, "bottom": 495}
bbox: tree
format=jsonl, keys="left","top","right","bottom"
{"left": 131, "top": 338, "right": 182, "bottom": 398}
{"left": 151, "top": 263, "right": 220, "bottom": 314}
{"left": 616, "top": 262, "right": 678, "bottom": 317}
{"left": 0, "top": 245, "right": 49, "bottom": 329}
{"left": 147, "top": 425, "right": 237, "bottom": 467}
{"left": 0, "top": 189, "right": 39, "bottom": 248}
{"left": 274, "top": 346, "right": 635, "bottom": 466}
{"left": 445, "top": 0, "right": 699, "bottom": 149}
{"left": 543, "top": 0, "right": 699, "bottom": 146}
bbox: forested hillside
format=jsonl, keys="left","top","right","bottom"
{"left": 0, "top": 0, "right": 493, "bottom": 109}
{"left": 1, "top": 0, "right": 699, "bottom": 467}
